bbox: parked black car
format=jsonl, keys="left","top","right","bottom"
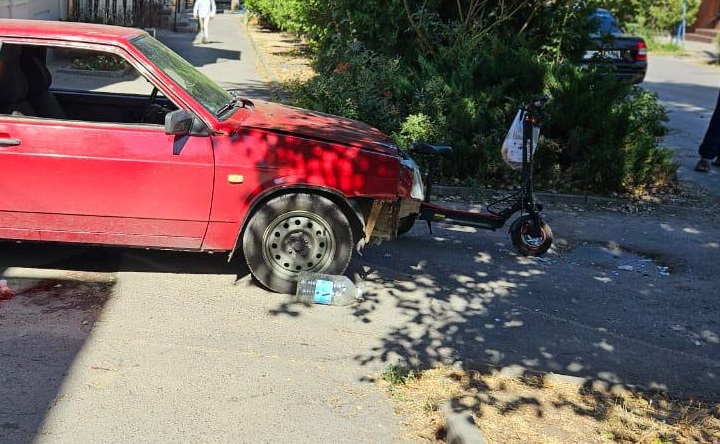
{"left": 582, "top": 9, "right": 647, "bottom": 84}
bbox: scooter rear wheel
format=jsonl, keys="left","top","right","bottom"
{"left": 509, "top": 215, "right": 553, "bottom": 256}
{"left": 396, "top": 215, "right": 417, "bottom": 236}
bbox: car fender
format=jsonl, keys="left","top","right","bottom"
{"left": 226, "top": 178, "right": 365, "bottom": 262}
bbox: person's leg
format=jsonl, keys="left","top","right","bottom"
{"left": 197, "top": 16, "right": 204, "bottom": 42}
{"left": 202, "top": 16, "right": 210, "bottom": 43}
{"left": 699, "top": 88, "right": 720, "bottom": 160}
{"left": 695, "top": 88, "right": 720, "bottom": 171}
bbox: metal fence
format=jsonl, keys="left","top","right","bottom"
{"left": 70, "top": 0, "right": 166, "bottom": 28}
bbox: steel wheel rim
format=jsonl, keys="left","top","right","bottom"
{"left": 261, "top": 211, "right": 336, "bottom": 278}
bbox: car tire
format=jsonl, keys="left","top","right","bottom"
{"left": 509, "top": 215, "right": 553, "bottom": 256}
{"left": 242, "top": 193, "right": 354, "bottom": 294}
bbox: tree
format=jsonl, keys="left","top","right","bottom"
{"left": 594, "top": 0, "right": 700, "bottom": 34}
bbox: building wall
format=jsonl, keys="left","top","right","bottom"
{"left": 0, "top": 0, "right": 67, "bottom": 20}
{"left": 694, "top": 0, "right": 720, "bottom": 29}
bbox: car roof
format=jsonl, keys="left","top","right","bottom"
{"left": 0, "top": 19, "right": 144, "bottom": 44}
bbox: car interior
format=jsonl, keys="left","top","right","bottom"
{"left": 0, "top": 43, "right": 178, "bottom": 125}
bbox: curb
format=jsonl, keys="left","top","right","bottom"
{"left": 55, "top": 67, "right": 136, "bottom": 78}
{"left": 442, "top": 401, "right": 488, "bottom": 444}
{"left": 431, "top": 185, "right": 622, "bottom": 206}
{"left": 431, "top": 183, "right": 720, "bottom": 211}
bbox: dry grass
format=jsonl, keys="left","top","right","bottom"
{"left": 379, "top": 367, "right": 720, "bottom": 444}
{"left": 244, "top": 18, "right": 314, "bottom": 95}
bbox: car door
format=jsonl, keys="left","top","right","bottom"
{"left": 0, "top": 117, "right": 214, "bottom": 250}
{"left": 0, "top": 43, "right": 214, "bottom": 250}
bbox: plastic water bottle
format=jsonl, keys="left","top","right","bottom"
{"left": 0, "top": 279, "right": 15, "bottom": 300}
{"left": 295, "top": 272, "right": 362, "bottom": 306}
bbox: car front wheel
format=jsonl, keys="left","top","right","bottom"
{"left": 242, "top": 193, "right": 354, "bottom": 294}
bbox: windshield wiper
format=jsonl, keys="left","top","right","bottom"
{"left": 215, "top": 97, "right": 238, "bottom": 116}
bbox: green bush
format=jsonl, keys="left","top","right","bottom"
{"left": 280, "top": 0, "right": 675, "bottom": 195}
{"left": 541, "top": 65, "right": 674, "bottom": 193}
{"left": 244, "top": 0, "right": 308, "bottom": 32}
{"left": 289, "top": 46, "right": 410, "bottom": 133}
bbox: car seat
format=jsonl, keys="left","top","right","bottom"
{"left": 0, "top": 44, "right": 35, "bottom": 116}
{"left": 20, "top": 46, "right": 66, "bottom": 119}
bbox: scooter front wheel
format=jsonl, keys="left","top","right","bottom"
{"left": 509, "top": 215, "right": 553, "bottom": 256}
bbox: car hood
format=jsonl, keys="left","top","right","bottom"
{"left": 238, "top": 100, "right": 398, "bottom": 156}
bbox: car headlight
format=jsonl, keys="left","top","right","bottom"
{"left": 400, "top": 157, "right": 425, "bottom": 200}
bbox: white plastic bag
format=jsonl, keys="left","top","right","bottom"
{"left": 501, "top": 109, "right": 540, "bottom": 169}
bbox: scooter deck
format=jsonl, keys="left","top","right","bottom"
{"left": 418, "top": 201, "right": 506, "bottom": 231}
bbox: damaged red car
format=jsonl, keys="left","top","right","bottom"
{"left": 0, "top": 19, "right": 425, "bottom": 293}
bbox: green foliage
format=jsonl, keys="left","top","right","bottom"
{"left": 70, "top": 53, "right": 129, "bottom": 71}
{"left": 541, "top": 66, "right": 674, "bottom": 193}
{"left": 382, "top": 364, "right": 418, "bottom": 386}
{"left": 396, "top": 113, "right": 441, "bottom": 149}
{"left": 244, "top": 0, "right": 310, "bottom": 33}
{"left": 594, "top": 0, "right": 700, "bottom": 34}
{"left": 641, "top": 34, "right": 681, "bottom": 53}
{"left": 279, "top": 0, "right": 674, "bottom": 195}
{"left": 289, "top": 46, "right": 409, "bottom": 134}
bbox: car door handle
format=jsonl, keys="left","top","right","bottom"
{"left": 0, "top": 138, "right": 21, "bottom": 146}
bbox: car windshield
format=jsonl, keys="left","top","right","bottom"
{"left": 591, "top": 10, "right": 623, "bottom": 34}
{"left": 131, "top": 35, "right": 234, "bottom": 118}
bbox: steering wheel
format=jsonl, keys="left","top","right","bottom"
{"left": 141, "top": 86, "right": 160, "bottom": 123}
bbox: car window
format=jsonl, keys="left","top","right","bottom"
{"left": 131, "top": 35, "right": 233, "bottom": 118}
{"left": 0, "top": 43, "right": 177, "bottom": 125}
{"left": 48, "top": 47, "right": 154, "bottom": 95}
{"left": 591, "top": 10, "right": 623, "bottom": 34}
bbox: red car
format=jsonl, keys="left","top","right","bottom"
{"left": 0, "top": 19, "right": 424, "bottom": 293}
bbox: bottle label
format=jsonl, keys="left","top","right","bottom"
{"left": 313, "top": 279, "right": 333, "bottom": 305}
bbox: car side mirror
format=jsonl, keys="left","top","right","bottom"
{"left": 164, "top": 109, "right": 209, "bottom": 136}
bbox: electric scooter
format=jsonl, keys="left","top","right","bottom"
{"left": 405, "top": 97, "right": 553, "bottom": 256}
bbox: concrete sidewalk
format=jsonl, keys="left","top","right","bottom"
{"left": 156, "top": 12, "right": 272, "bottom": 100}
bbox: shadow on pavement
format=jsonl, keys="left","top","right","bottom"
{"left": 271, "top": 200, "right": 720, "bottom": 403}
{"left": 0, "top": 242, "right": 244, "bottom": 276}
{"left": 643, "top": 79, "right": 717, "bottom": 117}
{"left": 156, "top": 23, "right": 272, "bottom": 99}
{"left": 0, "top": 273, "right": 113, "bottom": 443}
{"left": 0, "top": 241, "right": 249, "bottom": 442}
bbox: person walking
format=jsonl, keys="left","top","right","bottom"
{"left": 695, "top": 88, "right": 720, "bottom": 172}
{"left": 193, "top": 0, "right": 217, "bottom": 44}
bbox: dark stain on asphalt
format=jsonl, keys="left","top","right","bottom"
{"left": 18, "top": 279, "right": 112, "bottom": 313}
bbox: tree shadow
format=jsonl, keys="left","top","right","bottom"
{"left": 156, "top": 25, "right": 272, "bottom": 100}
{"left": 337, "top": 199, "right": 720, "bottom": 404}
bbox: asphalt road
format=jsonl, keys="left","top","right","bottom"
{"left": 644, "top": 53, "right": 720, "bottom": 195}
{"left": 1, "top": 16, "right": 720, "bottom": 443}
